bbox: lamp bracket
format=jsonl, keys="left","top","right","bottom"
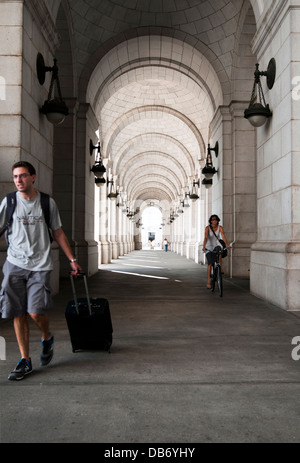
{"left": 37, "top": 53, "right": 55, "bottom": 85}
{"left": 208, "top": 141, "right": 219, "bottom": 158}
{"left": 255, "top": 58, "right": 276, "bottom": 90}
{"left": 90, "top": 139, "right": 100, "bottom": 156}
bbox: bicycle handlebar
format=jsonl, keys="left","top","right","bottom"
{"left": 204, "top": 248, "right": 226, "bottom": 253}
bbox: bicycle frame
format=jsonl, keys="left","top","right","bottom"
{"left": 209, "top": 249, "right": 223, "bottom": 297}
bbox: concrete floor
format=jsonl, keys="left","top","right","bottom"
{"left": 0, "top": 250, "right": 299, "bottom": 444}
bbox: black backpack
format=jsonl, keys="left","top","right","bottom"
{"left": 0, "top": 191, "right": 53, "bottom": 243}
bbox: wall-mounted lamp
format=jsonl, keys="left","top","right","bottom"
{"left": 244, "top": 58, "right": 276, "bottom": 127}
{"left": 178, "top": 203, "right": 184, "bottom": 214}
{"left": 201, "top": 178, "right": 213, "bottom": 189}
{"left": 90, "top": 139, "right": 106, "bottom": 186}
{"left": 126, "top": 208, "right": 134, "bottom": 219}
{"left": 189, "top": 180, "right": 200, "bottom": 202}
{"left": 182, "top": 192, "right": 190, "bottom": 208}
{"left": 95, "top": 178, "right": 106, "bottom": 187}
{"left": 107, "top": 180, "right": 118, "bottom": 200}
{"left": 117, "top": 198, "right": 125, "bottom": 208}
{"left": 37, "top": 53, "right": 69, "bottom": 125}
{"left": 202, "top": 142, "right": 218, "bottom": 180}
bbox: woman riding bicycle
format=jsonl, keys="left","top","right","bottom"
{"left": 202, "top": 215, "right": 229, "bottom": 289}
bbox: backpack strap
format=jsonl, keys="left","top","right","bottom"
{"left": 0, "top": 191, "right": 53, "bottom": 243}
{"left": 0, "top": 192, "right": 17, "bottom": 239}
{"left": 210, "top": 225, "right": 222, "bottom": 247}
{"left": 40, "top": 192, "right": 53, "bottom": 243}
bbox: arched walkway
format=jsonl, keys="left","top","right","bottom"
{"left": 1, "top": 250, "right": 299, "bottom": 442}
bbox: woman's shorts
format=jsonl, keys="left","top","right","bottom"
{"left": 205, "top": 251, "right": 217, "bottom": 265}
{"left": 0, "top": 261, "right": 52, "bottom": 319}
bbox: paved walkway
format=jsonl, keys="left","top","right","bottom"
{"left": 0, "top": 250, "right": 299, "bottom": 443}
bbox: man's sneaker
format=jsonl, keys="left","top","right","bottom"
{"left": 40, "top": 335, "right": 54, "bottom": 366}
{"left": 8, "top": 358, "right": 33, "bottom": 381}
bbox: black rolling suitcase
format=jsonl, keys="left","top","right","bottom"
{"left": 65, "top": 273, "right": 113, "bottom": 353}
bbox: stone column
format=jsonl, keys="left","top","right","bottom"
{"left": 73, "top": 103, "right": 98, "bottom": 275}
{"left": 250, "top": 1, "right": 300, "bottom": 310}
{"left": 187, "top": 197, "right": 198, "bottom": 260}
{"left": 0, "top": 1, "right": 23, "bottom": 269}
{"left": 209, "top": 104, "right": 256, "bottom": 278}
{"left": 110, "top": 195, "right": 119, "bottom": 260}
{"left": 230, "top": 102, "right": 257, "bottom": 278}
{"left": 99, "top": 180, "right": 110, "bottom": 264}
{"left": 53, "top": 98, "right": 78, "bottom": 277}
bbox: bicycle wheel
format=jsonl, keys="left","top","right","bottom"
{"left": 211, "top": 265, "right": 216, "bottom": 292}
{"left": 216, "top": 265, "right": 223, "bottom": 297}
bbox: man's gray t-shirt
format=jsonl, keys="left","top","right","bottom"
{"left": 0, "top": 191, "right": 62, "bottom": 271}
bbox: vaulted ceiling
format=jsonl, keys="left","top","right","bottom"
{"left": 49, "top": 0, "right": 257, "bottom": 206}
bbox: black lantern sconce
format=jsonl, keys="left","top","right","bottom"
{"left": 202, "top": 178, "right": 213, "bottom": 189}
{"left": 244, "top": 58, "right": 276, "bottom": 127}
{"left": 126, "top": 208, "right": 134, "bottom": 219}
{"left": 37, "top": 53, "right": 69, "bottom": 125}
{"left": 189, "top": 180, "right": 200, "bottom": 202}
{"left": 107, "top": 179, "right": 118, "bottom": 200}
{"left": 178, "top": 203, "right": 184, "bottom": 214}
{"left": 116, "top": 193, "right": 125, "bottom": 208}
{"left": 202, "top": 142, "right": 218, "bottom": 179}
{"left": 90, "top": 139, "right": 106, "bottom": 186}
{"left": 182, "top": 192, "right": 190, "bottom": 208}
{"left": 201, "top": 142, "right": 218, "bottom": 189}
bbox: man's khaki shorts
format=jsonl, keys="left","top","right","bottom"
{"left": 0, "top": 261, "right": 52, "bottom": 319}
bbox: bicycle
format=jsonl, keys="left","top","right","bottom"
{"left": 206, "top": 246, "right": 224, "bottom": 297}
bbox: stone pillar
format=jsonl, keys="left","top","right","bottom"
{"left": 250, "top": 1, "right": 300, "bottom": 310}
{"left": 118, "top": 205, "right": 125, "bottom": 256}
{"left": 209, "top": 104, "right": 256, "bottom": 278}
{"left": 187, "top": 197, "right": 198, "bottom": 260}
{"left": 53, "top": 98, "right": 77, "bottom": 277}
{"left": 0, "top": 1, "right": 23, "bottom": 268}
{"left": 99, "top": 181, "right": 110, "bottom": 264}
{"left": 134, "top": 224, "right": 142, "bottom": 250}
{"left": 73, "top": 103, "right": 98, "bottom": 276}
{"left": 194, "top": 196, "right": 204, "bottom": 264}
{"left": 109, "top": 195, "right": 119, "bottom": 260}
{"left": 230, "top": 102, "right": 257, "bottom": 278}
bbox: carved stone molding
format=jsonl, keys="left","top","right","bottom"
{"left": 25, "top": 0, "right": 60, "bottom": 53}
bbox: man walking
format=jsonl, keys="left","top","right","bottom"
{"left": 0, "top": 161, "right": 81, "bottom": 380}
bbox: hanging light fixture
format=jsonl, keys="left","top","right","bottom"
{"left": 37, "top": 53, "right": 69, "bottom": 125}
{"left": 244, "top": 58, "right": 276, "bottom": 127}
{"left": 182, "top": 192, "right": 190, "bottom": 208}
{"left": 126, "top": 208, "right": 134, "bottom": 219}
{"left": 202, "top": 142, "right": 218, "bottom": 180}
{"left": 95, "top": 178, "right": 106, "bottom": 187}
{"left": 201, "top": 178, "right": 213, "bottom": 189}
{"left": 90, "top": 139, "right": 106, "bottom": 186}
{"left": 107, "top": 179, "right": 118, "bottom": 200}
{"left": 177, "top": 202, "right": 184, "bottom": 214}
{"left": 117, "top": 191, "right": 125, "bottom": 208}
{"left": 189, "top": 180, "right": 200, "bottom": 202}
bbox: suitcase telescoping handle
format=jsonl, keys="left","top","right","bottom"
{"left": 69, "top": 271, "right": 92, "bottom": 316}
